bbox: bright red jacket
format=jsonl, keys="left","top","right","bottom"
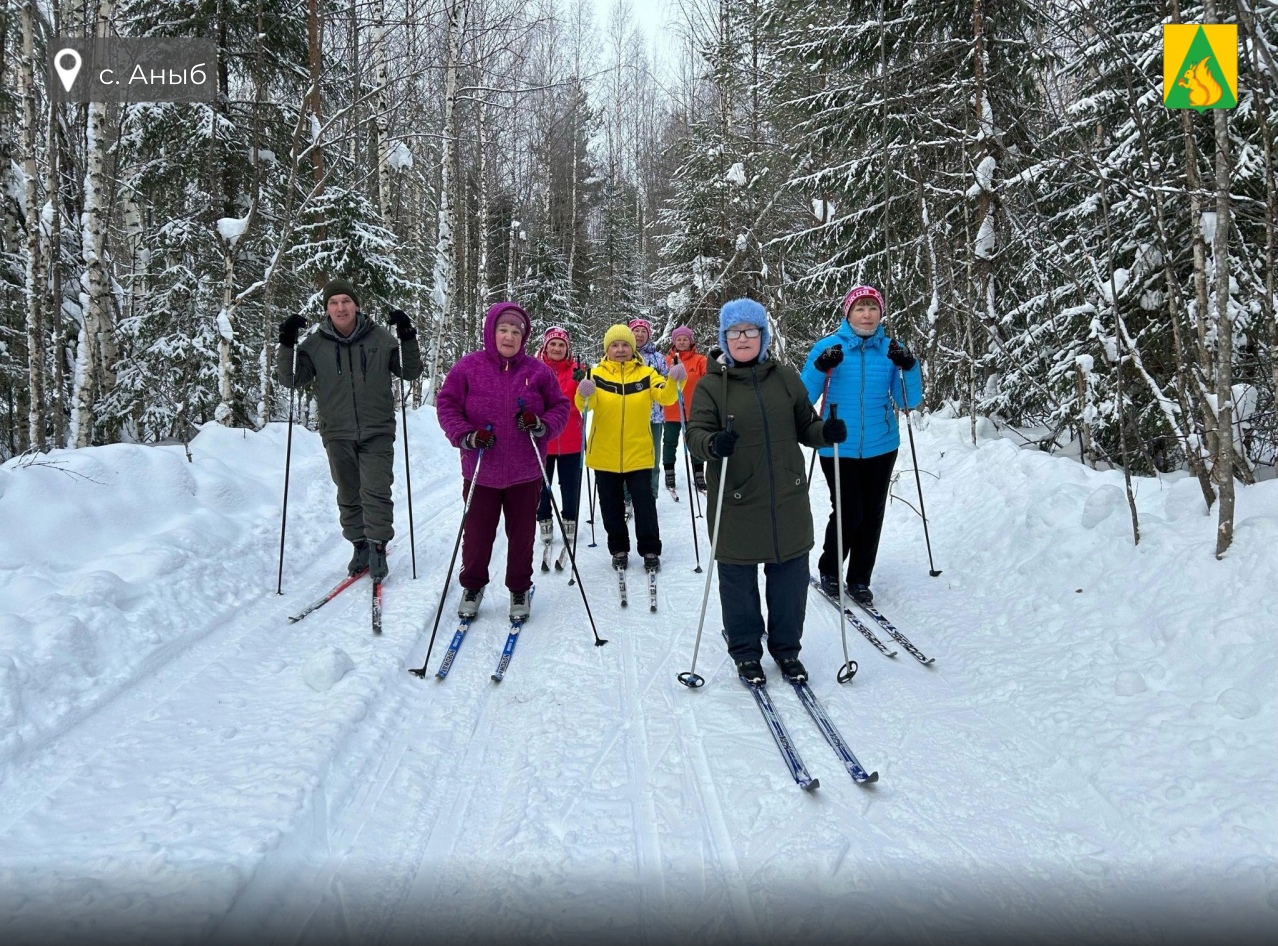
{"left": 538, "top": 347, "right": 585, "bottom": 456}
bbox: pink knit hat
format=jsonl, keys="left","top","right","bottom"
{"left": 536, "top": 326, "right": 572, "bottom": 362}
{"left": 628, "top": 317, "right": 653, "bottom": 338}
{"left": 671, "top": 325, "right": 694, "bottom": 344}
{"left": 841, "top": 285, "right": 885, "bottom": 318}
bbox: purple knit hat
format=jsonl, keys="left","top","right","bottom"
{"left": 671, "top": 325, "right": 694, "bottom": 344}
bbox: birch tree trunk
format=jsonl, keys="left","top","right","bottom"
{"left": 74, "top": 0, "right": 117, "bottom": 448}
{"left": 21, "top": 0, "right": 46, "bottom": 451}
{"left": 424, "top": 0, "right": 465, "bottom": 404}
{"left": 475, "top": 92, "right": 490, "bottom": 316}
{"left": 373, "top": 0, "right": 390, "bottom": 220}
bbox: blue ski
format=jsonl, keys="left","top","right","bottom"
{"left": 435, "top": 617, "right": 475, "bottom": 679}
{"left": 741, "top": 677, "right": 819, "bottom": 792}
{"left": 787, "top": 677, "right": 878, "bottom": 784}
{"left": 852, "top": 600, "right": 934, "bottom": 665}
{"left": 492, "top": 585, "right": 534, "bottom": 683}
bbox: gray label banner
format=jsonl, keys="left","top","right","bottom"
{"left": 50, "top": 38, "right": 217, "bottom": 103}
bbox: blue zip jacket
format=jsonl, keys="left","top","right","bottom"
{"left": 800, "top": 322, "right": 923, "bottom": 459}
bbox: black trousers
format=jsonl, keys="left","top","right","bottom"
{"left": 818, "top": 450, "right": 897, "bottom": 586}
{"left": 595, "top": 469, "right": 661, "bottom": 556}
{"left": 718, "top": 553, "right": 809, "bottom": 663}
{"left": 537, "top": 452, "right": 583, "bottom": 522}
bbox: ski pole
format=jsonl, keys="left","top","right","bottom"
{"left": 399, "top": 374, "right": 418, "bottom": 579}
{"left": 678, "top": 415, "right": 733, "bottom": 689}
{"left": 409, "top": 432, "right": 490, "bottom": 677}
{"left": 676, "top": 386, "right": 703, "bottom": 572}
{"left": 569, "top": 406, "right": 589, "bottom": 586}
{"left": 829, "top": 404, "right": 857, "bottom": 685}
{"left": 901, "top": 371, "right": 942, "bottom": 577}
{"left": 807, "top": 366, "right": 834, "bottom": 494}
{"left": 526, "top": 425, "right": 608, "bottom": 646}
{"left": 276, "top": 358, "right": 297, "bottom": 595}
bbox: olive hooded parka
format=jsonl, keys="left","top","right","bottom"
{"left": 687, "top": 356, "right": 830, "bottom": 566}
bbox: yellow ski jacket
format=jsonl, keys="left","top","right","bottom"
{"left": 576, "top": 357, "right": 678, "bottom": 473}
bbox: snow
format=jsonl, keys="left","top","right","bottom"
{"left": 725, "top": 162, "right": 746, "bottom": 186}
{"left": 811, "top": 198, "right": 835, "bottom": 221}
{"left": 0, "top": 409, "right": 1274, "bottom": 943}
{"left": 216, "top": 215, "right": 249, "bottom": 247}
{"left": 387, "top": 141, "right": 413, "bottom": 173}
{"left": 974, "top": 212, "right": 997, "bottom": 259}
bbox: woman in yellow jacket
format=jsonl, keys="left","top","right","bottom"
{"left": 576, "top": 324, "right": 682, "bottom": 572}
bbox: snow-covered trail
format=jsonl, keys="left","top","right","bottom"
{"left": 0, "top": 409, "right": 1274, "bottom": 945}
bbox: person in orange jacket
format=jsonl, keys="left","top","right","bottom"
{"left": 661, "top": 325, "right": 708, "bottom": 494}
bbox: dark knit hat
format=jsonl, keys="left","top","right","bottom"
{"left": 322, "top": 278, "right": 361, "bottom": 308}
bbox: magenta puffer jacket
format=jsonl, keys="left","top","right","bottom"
{"left": 436, "top": 303, "right": 570, "bottom": 488}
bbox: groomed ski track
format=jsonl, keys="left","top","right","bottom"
{"left": 0, "top": 409, "right": 1273, "bottom": 946}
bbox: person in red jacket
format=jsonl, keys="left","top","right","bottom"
{"left": 662, "top": 325, "right": 708, "bottom": 493}
{"left": 534, "top": 327, "right": 587, "bottom": 552}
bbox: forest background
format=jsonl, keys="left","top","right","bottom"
{"left": 1, "top": 0, "right": 1275, "bottom": 557}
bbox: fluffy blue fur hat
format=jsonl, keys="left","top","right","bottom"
{"left": 718, "top": 298, "right": 771, "bottom": 363}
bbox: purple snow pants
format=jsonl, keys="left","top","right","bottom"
{"left": 459, "top": 477, "right": 542, "bottom": 593}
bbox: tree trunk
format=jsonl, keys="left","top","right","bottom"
{"left": 74, "top": 0, "right": 117, "bottom": 448}
{"left": 20, "top": 0, "right": 45, "bottom": 451}
{"left": 1210, "top": 113, "right": 1236, "bottom": 557}
{"left": 476, "top": 92, "right": 490, "bottom": 316}
{"left": 373, "top": 0, "right": 390, "bottom": 220}
{"left": 425, "top": 0, "right": 464, "bottom": 404}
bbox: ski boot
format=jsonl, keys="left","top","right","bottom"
{"left": 458, "top": 586, "right": 484, "bottom": 619}
{"left": 347, "top": 539, "right": 370, "bottom": 576}
{"left": 777, "top": 657, "right": 808, "bottom": 682}
{"left": 849, "top": 583, "right": 874, "bottom": 606}
{"left": 611, "top": 552, "right": 629, "bottom": 570}
{"left": 643, "top": 553, "right": 661, "bottom": 573}
{"left": 664, "top": 468, "right": 677, "bottom": 490}
{"left": 693, "top": 468, "right": 707, "bottom": 492}
{"left": 509, "top": 588, "right": 531, "bottom": 622}
{"left": 736, "top": 659, "right": 766, "bottom": 685}
{"left": 368, "top": 541, "right": 388, "bottom": 581}
{"left": 538, "top": 518, "right": 553, "bottom": 545}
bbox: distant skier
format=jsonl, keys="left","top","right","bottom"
{"left": 627, "top": 317, "right": 669, "bottom": 501}
{"left": 576, "top": 324, "right": 681, "bottom": 572}
{"left": 435, "top": 303, "right": 570, "bottom": 622}
{"left": 662, "top": 325, "right": 708, "bottom": 494}
{"left": 534, "top": 326, "right": 587, "bottom": 550}
{"left": 276, "top": 278, "right": 422, "bottom": 581}
{"left": 687, "top": 298, "right": 846, "bottom": 685}
{"left": 800, "top": 285, "right": 922, "bottom": 606}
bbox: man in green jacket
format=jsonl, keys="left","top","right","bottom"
{"left": 276, "top": 279, "right": 423, "bottom": 580}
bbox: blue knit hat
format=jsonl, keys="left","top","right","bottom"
{"left": 718, "top": 298, "right": 771, "bottom": 363}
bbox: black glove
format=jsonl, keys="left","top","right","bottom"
{"left": 709, "top": 429, "right": 739, "bottom": 459}
{"left": 708, "top": 346, "right": 723, "bottom": 362}
{"left": 278, "top": 314, "right": 306, "bottom": 347}
{"left": 814, "top": 344, "right": 843, "bottom": 372}
{"left": 516, "top": 408, "right": 545, "bottom": 435}
{"left": 822, "top": 418, "right": 847, "bottom": 444}
{"left": 387, "top": 308, "right": 415, "bottom": 340}
{"left": 572, "top": 367, "right": 588, "bottom": 382}
{"left": 887, "top": 339, "right": 916, "bottom": 370}
{"left": 463, "top": 429, "right": 497, "bottom": 450}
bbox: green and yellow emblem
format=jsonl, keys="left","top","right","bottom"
{"left": 1164, "top": 24, "right": 1237, "bottom": 110}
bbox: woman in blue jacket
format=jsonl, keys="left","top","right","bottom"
{"left": 800, "top": 285, "right": 923, "bottom": 605}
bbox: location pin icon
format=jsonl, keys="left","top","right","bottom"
{"left": 54, "top": 49, "right": 82, "bottom": 93}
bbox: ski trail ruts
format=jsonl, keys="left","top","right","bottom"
{"left": 620, "top": 629, "right": 667, "bottom": 932}
{"left": 673, "top": 673, "right": 763, "bottom": 943}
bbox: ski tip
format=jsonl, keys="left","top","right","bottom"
{"left": 649, "top": 604, "right": 657, "bottom": 613}
{"left": 554, "top": 562, "right": 564, "bottom": 571}
{"left": 541, "top": 564, "right": 549, "bottom": 572}
{"left": 802, "top": 778, "right": 820, "bottom": 792}
{"left": 287, "top": 616, "right": 301, "bottom": 624}
{"left": 491, "top": 674, "right": 503, "bottom": 683}
{"left": 861, "top": 771, "right": 880, "bottom": 784}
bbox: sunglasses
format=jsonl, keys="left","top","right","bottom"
{"left": 725, "top": 327, "right": 762, "bottom": 340}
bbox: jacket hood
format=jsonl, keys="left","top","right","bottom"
{"left": 483, "top": 302, "right": 532, "bottom": 364}
{"left": 318, "top": 312, "right": 374, "bottom": 345}
{"left": 835, "top": 319, "right": 888, "bottom": 350}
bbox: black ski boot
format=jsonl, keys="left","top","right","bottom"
{"left": 777, "top": 657, "right": 808, "bottom": 682}
{"left": 693, "top": 469, "right": 707, "bottom": 492}
{"left": 849, "top": 583, "right": 874, "bottom": 605}
{"left": 347, "top": 540, "right": 370, "bottom": 576}
{"left": 819, "top": 574, "right": 841, "bottom": 598}
{"left": 643, "top": 553, "right": 661, "bottom": 573}
{"left": 736, "top": 659, "right": 766, "bottom": 685}
{"left": 664, "top": 468, "right": 677, "bottom": 490}
{"left": 612, "top": 552, "right": 629, "bottom": 570}
{"left": 368, "top": 541, "right": 388, "bottom": 581}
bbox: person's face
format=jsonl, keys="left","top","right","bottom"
{"left": 495, "top": 322, "right": 524, "bottom": 357}
{"left": 847, "top": 299, "right": 882, "bottom": 334}
{"left": 725, "top": 323, "right": 762, "bottom": 362}
{"left": 608, "top": 340, "right": 633, "bottom": 362}
{"left": 631, "top": 325, "right": 650, "bottom": 347}
{"left": 545, "top": 338, "right": 568, "bottom": 361}
{"left": 674, "top": 334, "right": 692, "bottom": 352}
{"left": 327, "top": 294, "right": 358, "bottom": 335}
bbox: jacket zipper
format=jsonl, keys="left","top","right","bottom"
{"left": 347, "top": 346, "right": 362, "bottom": 438}
{"left": 619, "top": 361, "right": 627, "bottom": 473}
{"left": 858, "top": 341, "right": 866, "bottom": 457}
{"left": 360, "top": 345, "right": 367, "bottom": 382}
{"left": 751, "top": 367, "right": 783, "bottom": 563}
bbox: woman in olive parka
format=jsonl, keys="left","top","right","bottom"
{"left": 686, "top": 299, "right": 847, "bottom": 685}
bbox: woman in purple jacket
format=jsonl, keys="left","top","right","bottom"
{"left": 436, "top": 302, "right": 570, "bottom": 622}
